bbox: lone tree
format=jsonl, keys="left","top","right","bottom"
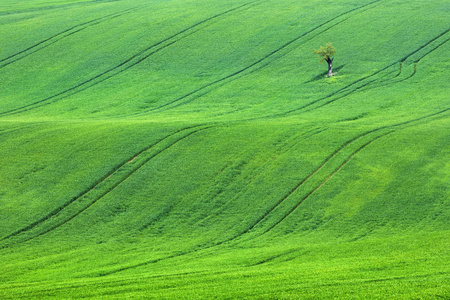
{"left": 313, "top": 43, "right": 336, "bottom": 77}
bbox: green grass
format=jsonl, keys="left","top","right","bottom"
{"left": 0, "top": 0, "right": 449, "bottom": 298}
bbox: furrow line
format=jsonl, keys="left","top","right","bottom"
{"left": 98, "top": 91, "right": 450, "bottom": 277}
{"left": 0, "top": 125, "right": 208, "bottom": 246}
{"left": 0, "top": 30, "right": 199, "bottom": 116}
{"left": 378, "top": 26, "right": 450, "bottom": 82}
{"left": 0, "top": 2, "right": 256, "bottom": 117}
{"left": 413, "top": 37, "right": 450, "bottom": 65}
{"left": 136, "top": 20, "right": 348, "bottom": 114}
{"left": 131, "top": 0, "right": 384, "bottom": 116}
{"left": 259, "top": 131, "right": 393, "bottom": 236}
{"left": 247, "top": 248, "right": 300, "bottom": 267}
{"left": 252, "top": 109, "right": 450, "bottom": 235}
{"left": 274, "top": 63, "right": 399, "bottom": 119}
{"left": 271, "top": 28, "right": 450, "bottom": 118}
{"left": 0, "top": 0, "right": 120, "bottom": 17}
{"left": 394, "top": 62, "right": 404, "bottom": 78}
{"left": 396, "top": 36, "right": 450, "bottom": 82}
{"left": 0, "top": 6, "right": 141, "bottom": 68}
{"left": 12, "top": 126, "right": 211, "bottom": 246}
{"left": 398, "top": 28, "right": 450, "bottom": 63}
{"left": 200, "top": 111, "right": 449, "bottom": 248}
{"left": 354, "top": 34, "right": 450, "bottom": 92}
{"left": 97, "top": 130, "right": 387, "bottom": 276}
{"left": 189, "top": 128, "right": 325, "bottom": 229}
{"left": 235, "top": 127, "right": 387, "bottom": 237}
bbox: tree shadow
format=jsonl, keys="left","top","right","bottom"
{"left": 304, "top": 64, "right": 346, "bottom": 84}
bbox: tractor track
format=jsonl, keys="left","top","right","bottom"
{"left": 251, "top": 109, "right": 450, "bottom": 236}
{"left": 130, "top": 0, "right": 384, "bottom": 116}
{"left": 254, "top": 109, "right": 450, "bottom": 236}
{"left": 236, "top": 127, "right": 393, "bottom": 239}
{"left": 98, "top": 132, "right": 396, "bottom": 275}
{"left": 379, "top": 35, "right": 450, "bottom": 87}
{"left": 0, "top": 5, "right": 142, "bottom": 69}
{"left": 271, "top": 27, "right": 450, "bottom": 118}
{"left": 259, "top": 132, "right": 393, "bottom": 236}
{"left": 189, "top": 127, "right": 326, "bottom": 229}
{"left": 0, "top": 0, "right": 120, "bottom": 17}
{"left": 247, "top": 248, "right": 302, "bottom": 267}
{"left": 0, "top": 1, "right": 257, "bottom": 117}
{"left": 0, "top": 125, "right": 210, "bottom": 248}
{"left": 355, "top": 32, "right": 450, "bottom": 93}
{"left": 98, "top": 108, "right": 450, "bottom": 276}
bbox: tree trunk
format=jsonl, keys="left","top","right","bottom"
{"left": 327, "top": 58, "right": 333, "bottom": 77}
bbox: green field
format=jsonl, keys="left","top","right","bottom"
{"left": 0, "top": 0, "right": 449, "bottom": 298}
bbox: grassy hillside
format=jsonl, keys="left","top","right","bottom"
{"left": 0, "top": 0, "right": 448, "bottom": 298}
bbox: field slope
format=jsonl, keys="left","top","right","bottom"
{"left": 0, "top": 0, "right": 449, "bottom": 298}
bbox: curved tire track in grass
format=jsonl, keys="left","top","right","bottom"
{"left": 273, "top": 28, "right": 450, "bottom": 118}
{"left": 214, "top": 110, "right": 449, "bottom": 243}
{"left": 248, "top": 109, "right": 450, "bottom": 237}
{"left": 189, "top": 128, "right": 326, "bottom": 230}
{"left": 354, "top": 33, "right": 450, "bottom": 93}
{"left": 247, "top": 248, "right": 303, "bottom": 267}
{"left": 129, "top": 0, "right": 384, "bottom": 116}
{"left": 0, "top": 125, "right": 210, "bottom": 248}
{"left": 393, "top": 36, "right": 450, "bottom": 83}
{"left": 0, "top": 0, "right": 121, "bottom": 17}
{"left": 99, "top": 109, "right": 450, "bottom": 276}
{"left": 361, "top": 33, "right": 448, "bottom": 92}
{"left": 0, "top": 2, "right": 257, "bottom": 117}
{"left": 99, "top": 130, "right": 393, "bottom": 276}
{"left": 258, "top": 131, "right": 393, "bottom": 236}
{"left": 0, "top": 6, "right": 142, "bottom": 69}
{"left": 232, "top": 127, "right": 394, "bottom": 241}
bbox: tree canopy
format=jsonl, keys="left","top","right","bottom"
{"left": 313, "top": 42, "right": 336, "bottom": 64}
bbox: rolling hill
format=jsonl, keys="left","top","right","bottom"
{"left": 0, "top": 0, "right": 449, "bottom": 298}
